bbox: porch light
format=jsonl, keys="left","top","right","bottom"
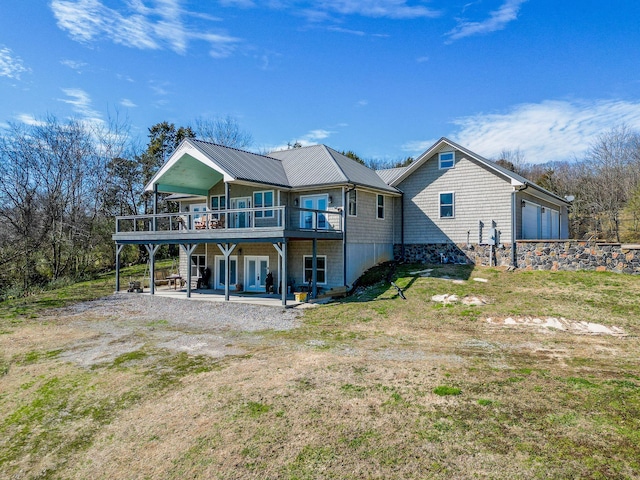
{"left": 328, "top": 196, "right": 333, "bottom": 205}
{"left": 521, "top": 200, "right": 526, "bottom": 207}
{"left": 294, "top": 198, "right": 299, "bottom": 206}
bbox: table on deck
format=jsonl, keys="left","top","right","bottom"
{"left": 166, "top": 274, "right": 182, "bottom": 290}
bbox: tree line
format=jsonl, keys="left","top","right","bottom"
{"left": 1, "top": 116, "right": 639, "bottom": 299}
{"left": 495, "top": 125, "right": 640, "bottom": 243}
{"left": 0, "top": 115, "right": 251, "bottom": 298}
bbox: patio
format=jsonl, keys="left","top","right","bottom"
{"left": 122, "top": 286, "right": 317, "bottom": 308}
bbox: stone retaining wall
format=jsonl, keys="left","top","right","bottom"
{"left": 395, "top": 241, "right": 640, "bottom": 274}
{"left": 515, "top": 241, "right": 640, "bottom": 274}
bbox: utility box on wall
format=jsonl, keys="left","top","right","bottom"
{"left": 487, "top": 228, "right": 497, "bottom": 246}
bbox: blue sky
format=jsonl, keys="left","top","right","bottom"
{"left": 1, "top": 0, "right": 640, "bottom": 164}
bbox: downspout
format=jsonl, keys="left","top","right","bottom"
{"left": 512, "top": 185, "right": 528, "bottom": 267}
{"left": 400, "top": 192, "right": 405, "bottom": 261}
{"left": 343, "top": 185, "right": 355, "bottom": 287}
{"left": 511, "top": 189, "right": 516, "bottom": 266}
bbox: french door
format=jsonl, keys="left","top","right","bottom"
{"left": 215, "top": 255, "right": 237, "bottom": 290}
{"left": 299, "top": 194, "right": 328, "bottom": 229}
{"left": 244, "top": 256, "right": 269, "bottom": 292}
{"left": 191, "top": 203, "right": 207, "bottom": 228}
{"left": 231, "top": 197, "right": 251, "bottom": 228}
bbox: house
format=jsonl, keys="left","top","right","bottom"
{"left": 113, "top": 138, "right": 401, "bottom": 305}
{"left": 378, "top": 137, "right": 570, "bottom": 266}
{"left": 112, "top": 137, "right": 570, "bottom": 305}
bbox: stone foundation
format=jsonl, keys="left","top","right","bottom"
{"left": 395, "top": 243, "right": 513, "bottom": 267}
{"left": 395, "top": 241, "right": 640, "bottom": 274}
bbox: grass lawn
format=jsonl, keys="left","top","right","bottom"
{"left": 1, "top": 263, "right": 639, "bottom": 479}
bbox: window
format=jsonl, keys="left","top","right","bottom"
{"left": 254, "top": 190, "right": 274, "bottom": 218}
{"left": 377, "top": 194, "right": 385, "bottom": 219}
{"left": 439, "top": 192, "right": 454, "bottom": 218}
{"left": 303, "top": 255, "right": 326, "bottom": 284}
{"left": 439, "top": 152, "right": 455, "bottom": 169}
{"left": 348, "top": 189, "right": 357, "bottom": 216}
{"left": 190, "top": 254, "right": 206, "bottom": 279}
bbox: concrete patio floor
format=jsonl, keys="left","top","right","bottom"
{"left": 127, "top": 286, "right": 315, "bottom": 308}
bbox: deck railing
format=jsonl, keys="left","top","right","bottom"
{"left": 115, "top": 206, "right": 343, "bottom": 234}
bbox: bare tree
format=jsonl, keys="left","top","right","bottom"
{"left": 193, "top": 115, "right": 253, "bottom": 149}
{"left": 0, "top": 115, "right": 136, "bottom": 293}
{"left": 581, "top": 125, "right": 640, "bottom": 241}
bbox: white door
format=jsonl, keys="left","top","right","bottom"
{"left": 215, "top": 255, "right": 237, "bottom": 290}
{"left": 245, "top": 256, "right": 269, "bottom": 291}
{"left": 191, "top": 203, "right": 207, "bottom": 228}
{"left": 300, "top": 194, "right": 328, "bottom": 229}
{"left": 231, "top": 197, "right": 251, "bottom": 228}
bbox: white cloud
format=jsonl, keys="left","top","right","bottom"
{"left": 446, "top": 0, "right": 527, "bottom": 41}
{"left": 15, "top": 114, "right": 46, "bottom": 127}
{"left": 269, "top": 127, "right": 336, "bottom": 151}
{"left": 60, "top": 59, "right": 87, "bottom": 72}
{"left": 0, "top": 46, "right": 30, "bottom": 80}
{"left": 402, "top": 99, "right": 640, "bottom": 164}
{"left": 120, "top": 98, "right": 137, "bottom": 108}
{"left": 327, "top": 25, "right": 366, "bottom": 36}
{"left": 51, "top": 0, "right": 240, "bottom": 57}
{"left": 307, "top": 0, "right": 441, "bottom": 19}
{"left": 58, "top": 88, "right": 104, "bottom": 125}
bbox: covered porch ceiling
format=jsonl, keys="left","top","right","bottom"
{"left": 153, "top": 153, "right": 224, "bottom": 196}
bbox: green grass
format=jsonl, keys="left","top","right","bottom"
{"left": 1, "top": 263, "right": 640, "bottom": 479}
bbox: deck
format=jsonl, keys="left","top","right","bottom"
{"left": 112, "top": 206, "right": 344, "bottom": 244}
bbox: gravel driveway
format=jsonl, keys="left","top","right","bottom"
{"left": 46, "top": 293, "right": 302, "bottom": 368}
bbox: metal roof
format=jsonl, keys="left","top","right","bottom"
{"left": 269, "top": 145, "right": 399, "bottom": 193}
{"left": 376, "top": 166, "right": 409, "bottom": 185}
{"left": 190, "top": 139, "right": 290, "bottom": 188}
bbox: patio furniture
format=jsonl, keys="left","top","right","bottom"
{"left": 166, "top": 274, "right": 182, "bottom": 290}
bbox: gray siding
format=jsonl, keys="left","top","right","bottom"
{"left": 287, "top": 240, "right": 343, "bottom": 288}
{"left": 347, "top": 189, "right": 394, "bottom": 244}
{"left": 398, "top": 151, "right": 514, "bottom": 245}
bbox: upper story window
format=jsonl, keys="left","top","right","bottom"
{"left": 377, "top": 194, "right": 385, "bottom": 219}
{"left": 439, "top": 192, "right": 454, "bottom": 218}
{"left": 210, "top": 195, "right": 225, "bottom": 211}
{"left": 348, "top": 189, "right": 357, "bottom": 216}
{"left": 439, "top": 152, "right": 455, "bottom": 169}
{"left": 254, "top": 190, "right": 274, "bottom": 218}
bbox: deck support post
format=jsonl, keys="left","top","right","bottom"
{"left": 180, "top": 243, "right": 198, "bottom": 298}
{"left": 273, "top": 241, "right": 287, "bottom": 306}
{"left": 115, "top": 243, "right": 124, "bottom": 292}
{"left": 153, "top": 185, "right": 158, "bottom": 232}
{"left": 217, "top": 243, "right": 237, "bottom": 301}
{"left": 312, "top": 238, "right": 317, "bottom": 299}
{"left": 144, "top": 244, "right": 160, "bottom": 295}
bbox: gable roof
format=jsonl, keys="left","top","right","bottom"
{"left": 389, "top": 137, "right": 570, "bottom": 205}
{"left": 146, "top": 139, "right": 399, "bottom": 194}
{"left": 190, "top": 139, "right": 289, "bottom": 187}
